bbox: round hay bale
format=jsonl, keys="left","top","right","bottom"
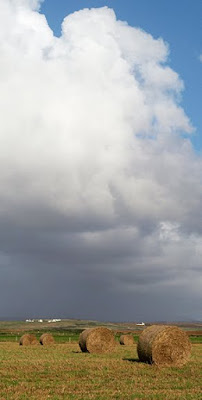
{"left": 19, "top": 334, "right": 38, "bottom": 346}
{"left": 120, "top": 334, "right": 134, "bottom": 345}
{"left": 40, "top": 333, "right": 55, "bottom": 345}
{"left": 79, "top": 327, "right": 116, "bottom": 354}
{"left": 137, "top": 325, "right": 191, "bottom": 367}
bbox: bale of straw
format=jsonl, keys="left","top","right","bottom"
{"left": 19, "top": 334, "right": 38, "bottom": 346}
{"left": 40, "top": 333, "right": 55, "bottom": 345}
{"left": 137, "top": 325, "right": 191, "bottom": 367}
{"left": 79, "top": 327, "right": 116, "bottom": 354}
{"left": 120, "top": 334, "right": 134, "bottom": 345}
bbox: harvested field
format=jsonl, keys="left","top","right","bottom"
{"left": 79, "top": 327, "right": 116, "bottom": 353}
{"left": 40, "top": 333, "right": 55, "bottom": 345}
{"left": 120, "top": 334, "right": 134, "bottom": 345}
{"left": 186, "top": 330, "right": 202, "bottom": 336}
{"left": 137, "top": 325, "right": 191, "bottom": 367}
{"left": 19, "top": 334, "right": 38, "bottom": 346}
{"left": 0, "top": 341, "right": 201, "bottom": 399}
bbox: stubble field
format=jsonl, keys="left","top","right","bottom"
{"left": 0, "top": 341, "right": 202, "bottom": 400}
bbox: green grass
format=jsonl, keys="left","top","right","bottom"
{"left": 1, "top": 331, "right": 202, "bottom": 344}
{"left": 0, "top": 330, "right": 81, "bottom": 344}
{"left": 188, "top": 335, "right": 202, "bottom": 343}
{"left": 0, "top": 321, "right": 201, "bottom": 398}
{"left": 0, "top": 342, "right": 201, "bottom": 399}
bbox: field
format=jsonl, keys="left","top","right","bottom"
{"left": 0, "top": 320, "right": 202, "bottom": 399}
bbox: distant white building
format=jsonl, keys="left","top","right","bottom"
{"left": 38, "top": 319, "right": 43, "bottom": 323}
{"left": 136, "top": 322, "right": 145, "bottom": 326}
{"left": 48, "top": 318, "right": 61, "bottom": 323}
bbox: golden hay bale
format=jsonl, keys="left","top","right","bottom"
{"left": 120, "top": 334, "right": 134, "bottom": 345}
{"left": 137, "top": 325, "right": 191, "bottom": 367}
{"left": 19, "top": 334, "right": 38, "bottom": 346}
{"left": 79, "top": 327, "right": 116, "bottom": 354}
{"left": 40, "top": 333, "right": 55, "bottom": 345}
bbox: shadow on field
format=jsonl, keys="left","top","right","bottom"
{"left": 123, "top": 358, "right": 141, "bottom": 363}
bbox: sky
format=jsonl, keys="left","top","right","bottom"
{"left": 41, "top": 0, "right": 202, "bottom": 152}
{"left": 0, "top": 0, "right": 201, "bottom": 322}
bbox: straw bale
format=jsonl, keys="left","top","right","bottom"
{"left": 79, "top": 327, "right": 116, "bottom": 354}
{"left": 19, "top": 334, "right": 38, "bottom": 346}
{"left": 40, "top": 333, "right": 55, "bottom": 345}
{"left": 120, "top": 334, "right": 134, "bottom": 345}
{"left": 137, "top": 325, "right": 191, "bottom": 367}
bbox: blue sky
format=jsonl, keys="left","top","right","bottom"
{"left": 40, "top": 0, "right": 202, "bottom": 152}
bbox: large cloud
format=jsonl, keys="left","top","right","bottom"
{"left": 0, "top": 1, "right": 201, "bottom": 321}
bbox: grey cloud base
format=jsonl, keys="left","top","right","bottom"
{"left": 0, "top": 0, "right": 201, "bottom": 321}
